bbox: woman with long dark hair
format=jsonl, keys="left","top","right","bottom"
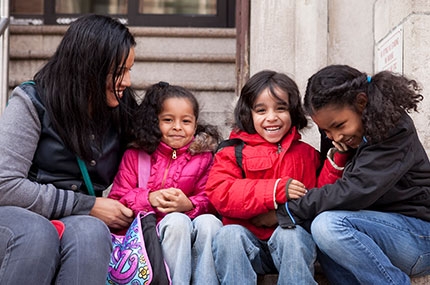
{"left": 0, "top": 14, "right": 137, "bottom": 284}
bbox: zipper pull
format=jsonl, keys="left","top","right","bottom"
{"left": 277, "top": 143, "right": 282, "bottom": 154}
{"left": 172, "top": 149, "right": 177, "bottom": 159}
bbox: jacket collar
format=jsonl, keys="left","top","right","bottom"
{"left": 157, "top": 140, "right": 191, "bottom": 158}
{"left": 229, "top": 126, "right": 301, "bottom": 151}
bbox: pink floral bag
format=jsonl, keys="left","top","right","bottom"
{"left": 107, "top": 151, "right": 171, "bottom": 284}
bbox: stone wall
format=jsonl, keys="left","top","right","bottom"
{"left": 249, "top": 0, "right": 430, "bottom": 155}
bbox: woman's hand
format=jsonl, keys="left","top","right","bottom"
{"left": 149, "top": 188, "right": 194, "bottom": 213}
{"left": 90, "top": 197, "right": 134, "bottom": 230}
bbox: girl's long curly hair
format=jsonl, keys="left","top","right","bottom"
{"left": 304, "top": 64, "right": 423, "bottom": 143}
{"left": 132, "top": 82, "right": 221, "bottom": 154}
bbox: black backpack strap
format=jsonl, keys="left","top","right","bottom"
{"left": 216, "top": 138, "right": 245, "bottom": 178}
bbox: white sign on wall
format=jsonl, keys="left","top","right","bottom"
{"left": 375, "top": 25, "right": 403, "bottom": 73}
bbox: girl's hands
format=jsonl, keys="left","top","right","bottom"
{"left": 90, "top": 197, "right": 134, "bottom": 229}
{"left": 332, "top": 141, "right": 348, "bottom": 152}
{"left": 251, "top": 178, "right": 309, "bottom": 228}
{"left": 331, "top": 141, "right": 352, "bottom": 167}
{"left": 149, "top": 188, "right": 194, "bottom": 213}
{"left": 251, "top": 210, "right": 278, "bottom": 227}
{"left": 286, "top": 179, "right": 307, "bottom": 199}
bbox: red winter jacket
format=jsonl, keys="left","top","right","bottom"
{"left": 205, "top": 127, "right": 343, "bottom": 240}
{"left": 109, "top": 140, "right": 217, "bottom": 227}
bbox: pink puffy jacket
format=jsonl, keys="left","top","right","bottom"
{"left": 108, "top": 139, "right": 217, "bottom": 224}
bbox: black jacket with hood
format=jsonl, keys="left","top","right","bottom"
{"left": 278, "top": 112, "right": 430, "bottom": 227}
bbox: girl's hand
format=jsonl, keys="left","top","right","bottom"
{"left": 148, "top": 190, "right": 164, "bottom": 208}
{"left": 251, "top": 210, "right": 278, "bottom": 227}
{"left": 286, "top": 179, "right": 307, "bottom": 200}
{"left": 90, "top": 197, "right": 134, "bottom": 229}
{"left": 331, "top": 141, "right": 352, "bottom": 167}
{"left": 154, "top": 188, "right": 194, "bottom": 213}
{"left": 332, "top": 141, "right": 348, "bottom": 153}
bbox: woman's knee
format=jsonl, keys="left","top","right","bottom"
{"left": 61, "top": 215, "right": 111, "bottom": 252}
{"left": 0, "top": 207, "right": 60, "bottom": 245}
{"left": 62, "top": 215, "right": 110, "bottom": 238}
{"left": 0, "top": 207, "right": 60, "bottom": 266}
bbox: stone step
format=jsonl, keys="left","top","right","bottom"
{"left": 256, "top": 261, "right": 430, "bottom": 284}
{"left": 8, "top": 58, "right": 236, "bottom": 92}
{"left": 8, "top": 25, "right": 237, "bottom": 138}
{"left": 9, "top": 26, "right": 236, "bottom": 91}
{"left": 257, "top": 273, "right": 430, "bottom": 284}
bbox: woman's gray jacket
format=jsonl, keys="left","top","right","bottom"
{"left": 0, "top": 83, "right": 123, "bottom": 219}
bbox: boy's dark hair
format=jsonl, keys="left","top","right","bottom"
{"left": 132, "top": 82, "right": 221, "bottom": 154}
{"left": 304, "top": 64, "right": 423, "bottom": 143}
{"left": 234, "top": 70, "right": 308, "bottom": 133}
{"left": 33, "top": 14, "right": 137, "bottom": 161}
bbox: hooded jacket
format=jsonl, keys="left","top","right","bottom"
{"left": 108, "top": 135, "right": 217, "bottom": 223}
{"left": 279, "top": 112, "right": 430, "bottom": 227}
{"left": 205, "top": 127, "right": 343, "bottom": 240}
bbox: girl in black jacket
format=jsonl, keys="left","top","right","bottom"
{"left": 277, "top": 64, "right": 430, "bottom": 284}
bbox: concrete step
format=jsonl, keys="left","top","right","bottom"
{"left": 8, "top": 25, "right": 237, "bottom": 139}
{"left": 9, "top": 25, "right": 236, "bottom": 90}
{"left": 257, "top": 273, "right": 430, "bottom": 284}
{"left": 8, "top": 58, "right": 236, "bottom": 93}
{"left": 256, "top": 262, "right": 430, "bottom": 284}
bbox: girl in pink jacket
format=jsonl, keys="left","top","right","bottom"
{"left": 108, "top": 82, "right": 222, "bottom": 285}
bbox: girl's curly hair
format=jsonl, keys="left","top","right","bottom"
{"left": 131, "top": 82, "right": 221, "bottom": 153}
{"left": 304, "top": 64, "right": 423, "bottom": 143}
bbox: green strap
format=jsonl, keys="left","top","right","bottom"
{"left": 76, "top": 157, "right": 96, "bottom": 196}
{"left": 22, "top": 80, "right": 35, "bottom": 85}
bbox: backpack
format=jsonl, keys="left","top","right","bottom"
{"left": 107, "top": 151, "right": 171, "bottom": 285}
{"left": 216, "top": 138, "right": 246, "bottom": 178}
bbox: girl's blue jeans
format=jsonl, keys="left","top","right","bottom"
{"left": 212, "top": 224, "right": 317, "bottom": 285}
{"left": 0, "top": 206, "right": 111, "bottom": 285}
{"left": 311, "top": 210, "right": 430, "bottom": 284}
{"left": 158, "top": 212, "right": 222, "bottom": 285}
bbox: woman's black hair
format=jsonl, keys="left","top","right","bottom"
{"left": 234, "top": 70, "right": 308, "bottom": 133}
{"left": 132, "top": 82, "right": 221, "bottom": 154}
{"left": 304, "top": 64, "right": 423, "bottom": 143}
{"left": 33, "top": 14, "right": 137, "bottom": 161}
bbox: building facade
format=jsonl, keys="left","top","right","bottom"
{"left": 247, "top": 0, "right": 430, "bottom": 156}
{"left": 5, "top": 0, "right": 430, "bottom": 155}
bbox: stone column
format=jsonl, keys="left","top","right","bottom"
{"left": 375, "top": 1, "right": 430, "bottom": 156}
{"left": 249, "top": 0, "right": 328, "bottom": 149}
{"left": 327, "top": 0, "right": 374, "bottom": 72}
